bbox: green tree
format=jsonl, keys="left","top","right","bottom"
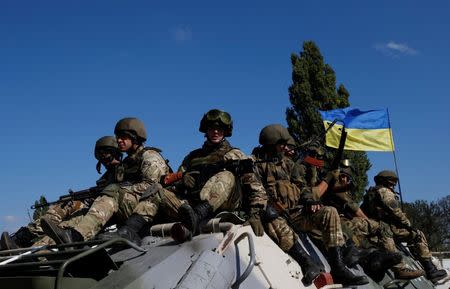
{"left": 32, "top": 195, "right": 49, "bottom": 221}
{"left": 403, "top": 196, "right": 450, "bottom": 252}
{"left": 286, "top": 41, "right": 371, "bottom": 201}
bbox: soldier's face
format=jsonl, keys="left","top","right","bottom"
{"left": 116, "top": 135, "right": 133, "bottom": 152}
{"left": 206, "top": 127, "right": 225, "bottom": 144}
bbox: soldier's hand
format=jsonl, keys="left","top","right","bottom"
{"left": 324, "top": 169, "right": 340, "bottom": 184}
{"left": 183, "top": 171, "right": 200, "bottom": 189}
{"left": 303, "top": 199, "right": 322, "bottom": 214}
{"left": 248, "top": 213, "right": 264, "bottom": 236}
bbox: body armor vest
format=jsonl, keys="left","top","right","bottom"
{"left": 122, "top": 146, "right": 164, "bottom": 183}
{"left": 184, "top": 140, "right": 235, "bottom": 189}
{"left": 257, "top": 157, "right": 300, "bottom": 210}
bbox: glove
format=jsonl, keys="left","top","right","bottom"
{"left": 182, "top": 171, "right": 200, "bottom": 189}
{"left": 248, "top": 212, "right": 264, "bottom": 236}
{"left": 324, "top": 169, "right": 340, "bottom": 184}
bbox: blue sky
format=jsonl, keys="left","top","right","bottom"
{"left": 1, "top": 0, "right": 449, "bottom": 232}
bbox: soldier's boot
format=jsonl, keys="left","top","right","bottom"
{"left": 0, "top": 232, "right": 19, "bottom": 251}
{"left": 288, "top": 242, "right": 322, "bottom": 286}
{"left": 40, "top": 217, "right": 83, "bottom": 244}
{"left": 327, "top": 246, "right": 369, "bottom": 286}
{"left": 179, "top": 202, "right": 213, "bottom": 235}
{"left": 342, "top": 239, "right": 368, "bottom": 268}
{"left": 115, "top": 214, "right": 147, "bottom": 245}
{"left": 359, "top": 250, "right": 403, "bottom": 282}
{"left": 11, "top": 227, "right": 38, "bottom": 248}
{"left": 392, "top": 267, "right": 425, "bottom": 280}
{"left": 421, "top": 258, "right": 448, "bottom": 283}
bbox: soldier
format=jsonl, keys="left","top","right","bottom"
{"left": 361, "top": 170, "right": 447, "bottom": 283}
{"left": 253, "top": 124, "right": 368, "bottom": 286}
{"left": 176, "top": 109, "right": 267, "bottom": 236}
{"left": 0, "top": 136, "right": 122, "bottom": 250}
{"left": 321, "top": 165, "right": 406, "bottom": 281}
{"left": 41, "top": 118, "right": 172, "bottom": 244}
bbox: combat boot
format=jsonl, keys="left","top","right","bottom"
{"left": 179, "top": 202, "right": 213, "bottom": 235}
{"left": 40, "top": 217, "right": 83, "bottom": 244}
{"left": 11, "top": 227, "right": 37, "bottom": 248}
{"left": 116, "top": 214, "right": 147, "bottom": 245}
{"left": 288, "top": 242, "right": 322, "bottom": 286}
{"left": 327, "top": 246, "right": 369, "bottom": 286}
{"left": 392, "top": 267, "right": 424, "bottom": 280}
{"left": 421, "top": 258, "right": 448, "bottom": 283}
{"left": 0, "top": 232, "right": 19, "bottom": 251}
{"left": 359, "top": 250, "right": 403, "bottom": 282}
{"left": 342, "top": 239, "right": 367, "bottom": 268}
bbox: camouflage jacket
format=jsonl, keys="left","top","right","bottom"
{"left": 179, "top": 140, "right": 267, "bottom": 209}
{"left": 321, "top": 182, "right": 359, "bottom": 218}
{"left": 360, "top": 185, "right": 410, "bottom": 228}
{"left": 253, "top": 150, "right": 313, "bottom": 210}
{"left": 120, "top": 146, "right": 170, "bottom": 195}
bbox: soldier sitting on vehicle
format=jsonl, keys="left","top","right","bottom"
{"left": 41, "top": 118, "right": 173, "bottom": 244}
{"left": 252, "top": 124, "right": 369, "bottom": 287}
{"left": 361, "top": 170, "right": 448, "bottom": 283}
{"left": 321, "top": 164, "right": 408, "bottom": 281}
{"left": 175, "top": 109, "right": 268, "bottom": 236}
{"left": 0, "top": 136, "right": 123, "bottom": 250}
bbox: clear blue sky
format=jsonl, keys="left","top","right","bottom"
{"left": 1, "top": 0, "right": 449, "bottom": 232}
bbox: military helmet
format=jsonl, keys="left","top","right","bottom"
{"left": 374, "top": 170, "right": 398, "bottom": 184}
{"left": 114, "top": 117, "right": 147, "bottom": 142}
{"left": 199, "top": 109, "right": 233, "bottom": 137}
{"left": 94, "top": 136, "right": 120, "bottom": 160}
{"left": 340, "top": 167, "right": 353, "bottom": 178}
{"left": 259, "top": 124, "right": 292, "bottom": 146}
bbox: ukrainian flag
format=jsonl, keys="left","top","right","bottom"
{"left": 319, "top": 107, "right": 395, "bottom": 151}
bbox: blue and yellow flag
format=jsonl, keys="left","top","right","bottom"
{"left": 319, "top": 107, "right": 394, "bottom": 151}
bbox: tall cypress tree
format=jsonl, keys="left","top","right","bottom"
{"left": 286, "top": 41, "right": 371, "bottom": 201}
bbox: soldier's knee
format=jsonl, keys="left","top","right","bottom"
{"left": 100, "top": 183, "right": 121, "bottom": 198}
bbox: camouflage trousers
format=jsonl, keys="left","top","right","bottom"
{"left": 340, "top": 216, "right": 394, "bottom": 249}
{"left": 33, "top": 209, "right": 88, "bottom": 246}
{"left": 267, "top": 205, "right": 345, "bottom": 250}
{"left": 71, "top": 184, "right": 183, "bottom": 240}
{"left": 391, "top": 225, "right": 432, "bottom": 260}
{"left": 27, "top": 200, "right": 87, "bottom": 237}
{"left": 194, "top": 171, "right": 240, "bottom": 212}
{"left": 265, "top": 217, "right": 297, "bottom": 252}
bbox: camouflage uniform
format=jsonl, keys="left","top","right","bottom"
{"left": 31, "top": 166, "right": 120, "bottom": 246}
{"left": 179, "top": 140, "right": 267, "bottom": 213}
{"left": 361, "top": 185, "right": 432, "bottom": 262}
{"left": 67, "top": 146, "right": 171, "bottom": 240}
{"left": 254, "top": 152, "right": 345, "bottom": 250}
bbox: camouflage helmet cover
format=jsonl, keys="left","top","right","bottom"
{"left": 114, "top": 117, "right": 147, "bottom": 141}
{"left": 199, "top": 109, "right": 233, "bottom": 137}
{"left": 259, "top": 124, "right": 292, "bottom": 145}
{"left": 374, "top": 170, "right": 398, "bottom": 183}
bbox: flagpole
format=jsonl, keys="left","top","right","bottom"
{"left": 387, "top": 108, "right": 404, "bottom": 208}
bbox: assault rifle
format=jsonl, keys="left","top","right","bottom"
{"left": 162, "top": 158, "right": 278, "bottom": 187}
{"left": 31, "top": 181, "right": 108, "bottom": 209}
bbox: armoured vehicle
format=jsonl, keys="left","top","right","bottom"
{"left": 0, "top": 214, "right": 448, "bottom": 289}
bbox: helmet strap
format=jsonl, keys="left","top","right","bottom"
{"left": 96, "top": 161, "right": 102, "bottom": 174}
